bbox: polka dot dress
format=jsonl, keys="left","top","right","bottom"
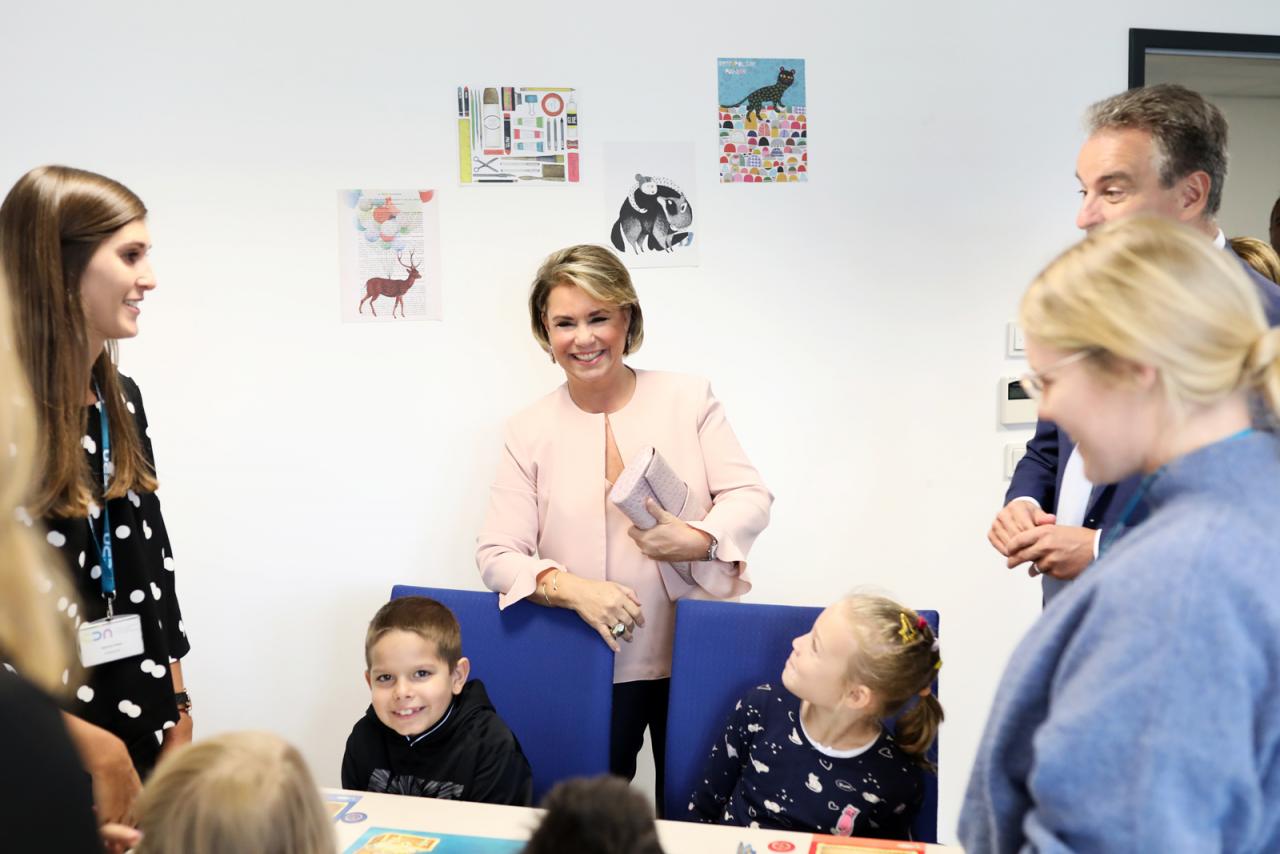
{"left": 41, "top": 374, "right": 189, "bottom": 763}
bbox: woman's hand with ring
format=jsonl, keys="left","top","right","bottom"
{"left": 554, "top": 573, "right": 645, "bottom": 652}
{"left": 627, "top": 498, "right": 712, "bottom": 563}
{"left": 603, "top": 617, "right": 634, "bottom": 647}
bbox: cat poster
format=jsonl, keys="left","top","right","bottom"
{"left": 602, "top": 142, "right": 699, "bottom": 269}
{"left": 717, "top": 57, "right": 808, "bottom": 183}
{"left": 337, "top": 189, "right": 443, "bottom": 323}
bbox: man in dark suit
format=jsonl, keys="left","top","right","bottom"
{"left": 988, "top": 83, "right": 1280, "bottom": 604}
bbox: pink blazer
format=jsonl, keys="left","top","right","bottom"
{"left": 476, "top": 370, "right": 773, "bottom": 682}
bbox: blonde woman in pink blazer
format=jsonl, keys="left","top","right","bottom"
{"left": 476, "top": 245, "right": 772, "bottom": 809}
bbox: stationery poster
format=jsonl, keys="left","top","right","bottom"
{"left": 717, "top": 58, "right": 808, "bottom": 183}
{"left": 456, "top": 85, "right": 580, "bottom": 185}
{"left": 603, "top": 142, "right": 698, "bottom": 268}
{"left": 338, "top": 190, "right": 443, "bottom": 323}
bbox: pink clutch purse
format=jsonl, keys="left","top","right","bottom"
{"left": 609, "top": 447, "right": 694, "bottom": 586}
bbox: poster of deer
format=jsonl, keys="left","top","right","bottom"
{"left": 338, "top": 189, "right": 442, "bottom": 322}
{"left": 602, "top": 142, "right": 698, "bottom": 269}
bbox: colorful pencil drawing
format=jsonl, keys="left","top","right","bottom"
{"left": 717, "top": 58, "right": 808, "bottom": 184}
{"left": 343, "top": 826, "right": 524, "bottom": 853}
{"left": 457, "top": 84, "right": 579, "bottom": 185}
{"left": 603, "top": 142, "right": 698, "bottom": 269}
{"left": 338, "top": 190, "right": 443, "bottom": 323}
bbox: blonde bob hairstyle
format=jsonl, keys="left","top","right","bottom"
{"left": 134, "top": 731, "right": 334, "bottom": 854}
{"left": 1020, "top": 216, "right": 1280, "bottom": 420}
{"left": 528, "top": 244, "right": 644, "bottom": 356}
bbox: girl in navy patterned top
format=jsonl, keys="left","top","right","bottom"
{"left": 689, "top": 596, "right": 942, "bottom": 840}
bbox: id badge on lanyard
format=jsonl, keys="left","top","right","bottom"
{"left": 77, "top": 386, "right": 144, "bottom": 668}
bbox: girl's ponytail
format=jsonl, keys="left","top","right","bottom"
{"left": 894, "top": 691, "right": 944, "bottom": 772}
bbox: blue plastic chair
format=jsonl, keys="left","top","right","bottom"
{"left": 663, "top": 599, "right": 940, "bottom": 842}
{"left": 390, "top": 585, "right": 613, "bottom": 803}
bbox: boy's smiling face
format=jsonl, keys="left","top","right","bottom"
{"left": 365, "top": 629, "right": 468, "bottom": 737}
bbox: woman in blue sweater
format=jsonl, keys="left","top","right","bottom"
{"left": 962, "top": 216, "right": 1280, "bottom": 852}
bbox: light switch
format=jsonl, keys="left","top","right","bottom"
{"left": 1004, "top": 443, "right": 1026, "bottom": 480}
{"left": 1006, "top": 322, "right": 1026, "bottom": 357}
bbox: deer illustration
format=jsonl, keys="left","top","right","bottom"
{"left": 359, "top": 250, "right": 422, "bottom": 318}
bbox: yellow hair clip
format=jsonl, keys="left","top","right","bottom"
{"left": 897, "top": 612, "right": 919, "bottom": 644}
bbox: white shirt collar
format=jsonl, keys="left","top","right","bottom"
{"left": 799, "top": 714, "right": 881, "bottom": 759}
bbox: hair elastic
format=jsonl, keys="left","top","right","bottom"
{"left": 897, "top": 613, "right": 920, "bottom": 645}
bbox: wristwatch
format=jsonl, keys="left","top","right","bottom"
{"left": 174, "top": 690, "right": 192, "bottom": 714}
{"left": 704, "top": 534, "right": 719, "bottom": 562}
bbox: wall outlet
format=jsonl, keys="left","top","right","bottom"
{"left": 1004, "top": 443, "right": 1026, "bottom": 480}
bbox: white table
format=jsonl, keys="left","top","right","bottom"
{"left": 323, "top": 788, "right": 963, "bottom": 853}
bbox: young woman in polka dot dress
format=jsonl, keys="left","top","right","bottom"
{"left": 0, "top": 166, "right": 191, "bottom": 822}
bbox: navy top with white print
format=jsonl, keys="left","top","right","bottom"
{"left": 688, "top": 684, "right": 924, "bottom": 840}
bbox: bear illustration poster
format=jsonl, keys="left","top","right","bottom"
{"left": 338, "top": 189, "right": 442, "bottom": 323}
{"left": 602, "top": 142, "right": 698, "bottom": 269}
{"left": 717, "top": 58, "right": 808, "bottom": 183}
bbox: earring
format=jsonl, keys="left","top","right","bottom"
{"left": 550, "top": 350, "right": 556, "bottom": 363}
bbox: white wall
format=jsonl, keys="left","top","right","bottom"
{"left": 3, "top": 1, "right": 1278, "bottom": 843}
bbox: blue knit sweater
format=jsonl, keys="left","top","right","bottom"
{"left": 961, "top": 431, "right": 1280, "bottom": 852}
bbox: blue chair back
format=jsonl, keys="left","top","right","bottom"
{"left": 663, "top": 599, "right": 940, "bottom": 842}
{"left": 390, "top": 585, "right": 613, "bottom": 803}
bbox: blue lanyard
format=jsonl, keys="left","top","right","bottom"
{"left": 87, "top": 383, "right": 116, "bottom": 616}
{"left": 1098, "top": 472, "right": 1155, "bottom": 556}
{"left": 1099, "top": 427, "right": 1254, "bottom": 556}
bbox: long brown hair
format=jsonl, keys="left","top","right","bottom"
{"left": 0, "top": 165, "right": 157, "bottom": 517}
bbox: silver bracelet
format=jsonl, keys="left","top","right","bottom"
{"left": 542, "top": 569, "right": 564, "bottom": 605}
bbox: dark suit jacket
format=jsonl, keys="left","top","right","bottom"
{"left": 1005, "top": 243, "right": 1280, "bottom": 603}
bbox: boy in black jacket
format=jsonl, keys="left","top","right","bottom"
{"left": 341, "top": 596, "right": 532, "bottom": 805}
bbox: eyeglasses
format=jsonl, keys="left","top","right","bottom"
{"left": 1018, "top": 349, "right": 1096, "bottom": 400}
